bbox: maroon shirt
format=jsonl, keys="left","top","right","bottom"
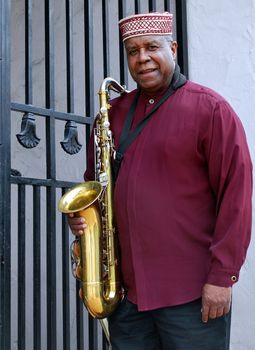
{"left": 85, "top": 80, "right": 253, "bottom": 311}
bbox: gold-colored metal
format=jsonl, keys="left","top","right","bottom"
{"left": 58, "top": 78, "right": 128, "bottom": 321}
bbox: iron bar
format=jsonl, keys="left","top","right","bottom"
{"left": 10, "top": 176, "right": 77, "bottom": 188}
{"left": 84, "top": 0, "right": 94, "bottom": 118}
{"left": 65, "top": 0, "right": 74, "bottom": 113}
{"left": 81, "top": 9, "right": 95, "bottom": 348}
{"left": 102, "top": 0, "right": 110, "bottom": 77}
{"left": 18, "top": 184, "right": 26, "bottom": 349}
{"left": 61, "top": 188, "right": 71, "bottom": 350}
{"left": 89, "top": 316, "right": 98, "bottom": 350}
{"left": 76, "top": 281, "right": 84, "bottom": 350}
{"left": 84, "top": 0, "right": 95, "bottom": 155}
{"left": 11, "top": 102, "right": 93, "bottom": 125}
{"left": 118, "top": 0, "right": 128, "bottom": 86}
{"left": 61, "top": 0, "right": 82, "bottom": 155}
{"left": 0, "top": 0, "right": 11, "bottom": 348}
{"left": 175, "top": 0, "right": 189, "bottom": 77}
{"left": 33, "top": 185, "right": 41, "bottom": 350}
{"left": 134, "top": 0, "right": 141, "bottom": 14}
{"left": 46, "top": 186, "right": 57, "bottom": 350}
{"left": 45, "top": 0, "right": 57, "bottom": 349}
{"left": 45, "top": 0, "right": 55, "bottom": 110}
{"left": 148, "top": 0, "right": 156, "bottom": 12}
{"left": 25, "top": 0, "right": 33, "bottom": 104}
{"left": 164, "top": 0, "right": 171, "bottom": 12}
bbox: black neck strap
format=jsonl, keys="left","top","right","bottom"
{"left": 113, "top": 64, "right": 187, "bottom": 181}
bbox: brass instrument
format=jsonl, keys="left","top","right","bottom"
{"left": 58, "top": 78, "right": 128, "bottom": 322}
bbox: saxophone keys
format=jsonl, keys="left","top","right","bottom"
{"left": 103, "top": 121, "right": 110, "bottom": 128}
{"left": 100, "top": 106, "right": 107, "bottom": 114}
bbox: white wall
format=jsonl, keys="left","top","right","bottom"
{"left": 186, "top": 1, "right": 255, "bottom": 349}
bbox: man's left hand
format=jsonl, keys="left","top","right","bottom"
{"left": 201, "top": 283, "right": 232, "bottom": 323}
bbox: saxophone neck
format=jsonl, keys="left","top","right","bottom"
{"left": 99, "top": 77, "right": 129, "bottom": 96}
{"left": 98, "top": 77, "right": 129, "bottom": 119}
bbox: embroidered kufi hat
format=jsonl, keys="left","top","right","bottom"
{"left": 119, "top": 12, "right": 173, "bottom": 42}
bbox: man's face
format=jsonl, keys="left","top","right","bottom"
{"left": 125, "top": 35, "right": 177, "bottom": 95}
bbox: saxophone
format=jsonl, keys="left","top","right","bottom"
{"left": 58, "top": 78, "right": 128, "bottom": 320}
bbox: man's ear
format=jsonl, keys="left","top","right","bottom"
{"left": 171, "top": 41, "right": 178, "bottom": 59}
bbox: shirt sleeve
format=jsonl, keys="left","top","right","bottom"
{"left": 204, "top": 100, "right": 253, "bottom": 287}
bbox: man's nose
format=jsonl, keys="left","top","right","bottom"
{"left": 138, "top": 49, "right": 151, "bottom": 62}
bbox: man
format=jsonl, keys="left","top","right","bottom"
{"left": 68, "top": 12, "right": 252, "bottom": 350}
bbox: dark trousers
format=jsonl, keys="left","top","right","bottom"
{"left": 108, "top": 297, "right": 231, "bottom": 350}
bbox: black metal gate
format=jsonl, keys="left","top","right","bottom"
{"left": 0, "top": 1, "right": 188, "bottom": 349}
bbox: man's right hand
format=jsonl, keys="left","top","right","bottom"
{"left": 67, "top": 213, "right": 87, "bottom": 236}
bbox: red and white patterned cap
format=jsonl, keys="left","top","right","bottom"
{"left": 119, "top": 12, "right": 173, "bottom": 42}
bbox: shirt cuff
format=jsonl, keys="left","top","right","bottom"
{"left": 206, "top": 268, "right": 239, "bottom": 287}
{"left": 84, "top": 170, "right": 93, "bottom": 181}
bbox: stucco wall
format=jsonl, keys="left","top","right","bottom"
{"left": 186, "top": 1, "right": 255, "bottom": 349}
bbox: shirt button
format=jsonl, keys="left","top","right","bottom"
{"left": 231, "top": 275, "right": 237, "bottom": 282}
{"left": 148, "top": 98, "right": 155, "bottom": 104}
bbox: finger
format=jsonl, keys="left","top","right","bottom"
{"left": 223, "top": 304, "right": 231, "bottom": 315}
{"left": 202, "top": 304, "right": 210, "bottom": 323}
{"left": 202, "top": 305, "right": 221, "bottom": 322}
{"left": 72, "top": 227, "right": 86, "bottom": 236}
{"left": 216, "top": 307, "right": 224, "bottom": 318}
{"left": 68, "top": 216, "right": 86, "bottom": 225}
{"left": 68, "top": 219, "right": 86, "bottom": 228}
{"left": 68, "top": 217, "right": 87, "bottom": 235}
{"left": 208, "top": 305, "right": 218, "bottom": 319}
{"left": 77, "top": 229, "right": 86, "bottom": 235}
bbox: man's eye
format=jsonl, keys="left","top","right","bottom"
{"left": 129, "top": 50, "right": 137, "bottom": 56}
{"left": 149, "top": 45, "right": 158, "bottom": 51}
